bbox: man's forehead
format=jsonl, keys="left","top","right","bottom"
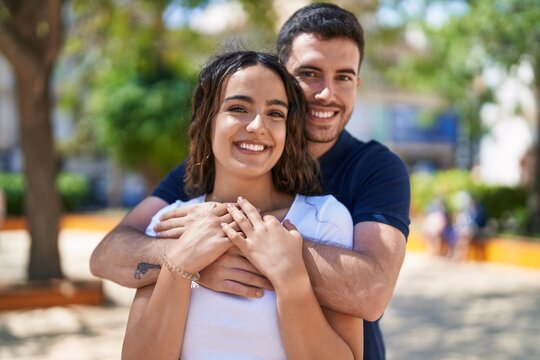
{"left": 287, "top": 33, "right": 360, "bottom": 72}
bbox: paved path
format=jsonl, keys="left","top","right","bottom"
{"left": 1, "top": 229, "right": 539, "bottom": 359}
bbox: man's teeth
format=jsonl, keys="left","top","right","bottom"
{"left": 239, "top": 143, "right": 265, "bottom": 152}
{"left": 312, "top": 110, "right": 334, "bottom": 119}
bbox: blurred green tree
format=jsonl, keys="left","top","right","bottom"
{"left": 0, "top": 0, "right": 65, "bottom": 280}
{"left": 58, "top": 0, "right": 281, "bottom": 187}
{"left": 61, "top": 0, "right": 214, "bottom": 186}
{"left": 372, "top": 0, "right": 540, "bottom": 234}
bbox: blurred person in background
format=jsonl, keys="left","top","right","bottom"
{"left": 422, "top": 196, "right": 450, "bottom": 256}
{"left": 91, "top": 4, "right": 410, "bottom": 359}
{"left": 451, "top": 191, "right": 488, "bottom": 261}
{"left": 0, "top": 187, "right": 5, "bottom": 230}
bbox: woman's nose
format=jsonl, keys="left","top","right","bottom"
{"left": 246, "top": 114, "right": 266, "bottom": 135}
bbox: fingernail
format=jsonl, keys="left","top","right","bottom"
{"left": 220, "top": 222, "right": 227, "bottom": 227}
{"left": 227, "top": 203, "right": 234, "bottom": 208}
{"left": 256, "top": 289, "right": 263, "bottom": 298}
{"left": 237, "top": 196, "right": 244, "bottom": 203}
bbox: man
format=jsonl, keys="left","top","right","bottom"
{"left": 90, "top": 3, "right": 410, "bottom": 359}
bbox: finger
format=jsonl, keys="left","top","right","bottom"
{"left": 159, "top": 205, "right": 193, "bottom": 221}
{"left": 224, "top": 247, "right": 262, "bottom": 275}
{"left": 155, "top": 227, "right": 185, "bottom": 239}
{"left": 226, "top": 204, "right": 254, "bottom": 235}
{"left": 225, "top": 268, "right": 273, "bottom": 291}
{"left": 221, "top": 280, "right": 265, "bottom": 298}
{"left": 283, "top": 219, "right": 302, "bottom": 240}
{"left": 218, "top": 213, "right": 241, "bottom": 231}
{"left": 237, "top": 197, "right": 264, "bottom": 227}
{"left": 221, "top": 222, "right": 247, "bottom": 247}
{"left": 154, "top": 218, "right": 186, "bottom": 233}
{"left": 209, "top": 202, "right": 229, "bottom": 216}
{"left": 283, "top": 219, "right": 298, "bottom": 232}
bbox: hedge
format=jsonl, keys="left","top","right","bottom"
{"left": 0, "top": 172, "right": 90, "bottom": 216}
{"left": 411, "top": 169, "right": 527, "bottom": 234}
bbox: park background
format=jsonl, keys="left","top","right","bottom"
{"left": 0, "top": 0, "right": 539, "bottom": 359}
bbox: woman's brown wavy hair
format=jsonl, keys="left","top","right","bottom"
{"left": 184, "top": 51, "right": 321, "bottom": 197}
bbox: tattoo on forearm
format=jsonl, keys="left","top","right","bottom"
{"left": 134, "top": 262, "right": 161, "bottom": 279}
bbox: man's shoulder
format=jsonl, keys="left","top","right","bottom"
{"left": 340, "top": 135, "right": 405, "bottom": 172}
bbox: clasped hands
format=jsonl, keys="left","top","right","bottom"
{"left": 154, "top": 197, "right": 302, "bottom": 298}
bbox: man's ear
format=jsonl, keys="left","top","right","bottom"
{"left": 356, "top": 77, "right": 363, "bottom": 90}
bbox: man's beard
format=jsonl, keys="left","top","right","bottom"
{"left": 306, "top": 124, "right": 341, "bottom": 144}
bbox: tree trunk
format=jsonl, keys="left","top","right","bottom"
{"left": 529, "top": 69, "right": 540, "bottom": 234}
{"left": 0, "top": 0, "right": 65, "bottom": 280}
{"left": 15, "top": 69, "right": 63, "bottom": 280}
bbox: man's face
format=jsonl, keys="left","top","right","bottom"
{"left": 285, "top": 33, "right": 360, "bottom": 146}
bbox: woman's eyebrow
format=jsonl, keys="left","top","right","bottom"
{"left": 267, "top": 99, "right": 288, "bottom": 108}
{"left": 224, "top": 95, "right": 253, "bottom": 103}
{"left": 224, "top": 95, "right": 288, "bottom": 109}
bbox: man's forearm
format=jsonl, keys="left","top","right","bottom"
{"left": 302, "top": 222, "right": 406, "bottom": 320}
{"left": 90, "top": 225, "right": 175, "bottom": 288}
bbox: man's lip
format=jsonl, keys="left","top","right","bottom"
{"left": 309, "top": 107, "right": 339, "bottom": 121}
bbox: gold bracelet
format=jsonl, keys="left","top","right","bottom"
{"left": 161, "top": 253, "right": 200, "bottom": 282}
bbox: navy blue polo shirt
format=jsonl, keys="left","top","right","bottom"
{"left": 151, "top": 130, "right": 411, "bottom": 360}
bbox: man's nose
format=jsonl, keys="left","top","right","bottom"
{"left": 314, "top": 79, "right": 335, "bottom": 104}
{"left": 246, "top": 114, "right": 266, "bottom": 135}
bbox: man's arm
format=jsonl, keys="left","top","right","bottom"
{"left": 302, "top": 221, "right": 406, "bottom": 321}
{"left": 90, "top": 196, "right": 175, "bottom": 288}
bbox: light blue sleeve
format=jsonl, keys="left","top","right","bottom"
{"left": 311, "top": 196, "right": 354, "bottom": 249}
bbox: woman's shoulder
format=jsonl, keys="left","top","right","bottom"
{"left": 298, "top": 194, "right": 350, "bottom": 216}
{"left": 291, "top": 194, "right": 354, "bottom": 248}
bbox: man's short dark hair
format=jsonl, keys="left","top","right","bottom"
{"left": 276, "top": 3, "right": 365, "bottom": 69}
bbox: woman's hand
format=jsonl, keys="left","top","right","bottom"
{"left": 221, "top": 197, "right": 306, "bottom": 289}
{"left": 168, "top": 203, "right": 235, "bottom": 275}
{"left": 154, "top": 202, "right": 239, "bottom": 239}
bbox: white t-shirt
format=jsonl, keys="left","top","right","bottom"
{"left": 146, "top": 194, "right": 353, "bottom": 360}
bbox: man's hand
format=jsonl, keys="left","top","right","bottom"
{"left": 198, "top": 245, "right": 273, "bottom": 298}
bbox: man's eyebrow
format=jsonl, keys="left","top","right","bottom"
{"left": 296, "top": 64, "right": 357, "bottom": 77}
{"left": 296, "top": 65, "right": 321, "bottom": 72}
{"left": 337, "top": 68, "right": 357, "bottom": 76}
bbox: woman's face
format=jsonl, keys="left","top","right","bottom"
{"left": 212, "top": 65, "right": 288, "bottom": 180}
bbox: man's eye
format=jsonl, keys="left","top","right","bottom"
{"left": 298, "top": 71, "right": 317, "bottom": 78}
{"left": 337, "top": 75, "right": 353, "bottom": 81}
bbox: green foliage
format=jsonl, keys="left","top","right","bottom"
{"left": 59, "top": 0, "right": 211, "bottom": 183}
{"left": 0, "top": 172, "right": 90, "bottom": 215}
{"left": 91, "top": 75, "right": 195, "bottom": 182}
{"left": 412, "top": 169, "right": 527, "bottom": 233}
{"left": 0, "top": 173, "right": 24, "bottom": 216}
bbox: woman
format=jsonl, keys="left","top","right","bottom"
{"left": 122, "top": 51, "right": 363, "bottom": 360}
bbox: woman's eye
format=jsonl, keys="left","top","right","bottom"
{"left": 269, "top": 110, "right": 286, "bottom": 118}
{"left": 228, "top": 106, "right": 246, "bottom": 113}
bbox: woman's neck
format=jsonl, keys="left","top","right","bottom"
{"left": 207, "top": 173, "right": 293, "bottom": 214}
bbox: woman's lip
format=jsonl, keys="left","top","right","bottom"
{"left": 234, "top": 141, "right": 270, "bottom": 152}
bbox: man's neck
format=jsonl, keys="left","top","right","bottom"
{"left": 308, "top": 140, "right": 337, "bottom": 160}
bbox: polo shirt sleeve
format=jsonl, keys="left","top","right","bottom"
{"left": 352, "top": 149, "right": 411, "bottom": 238}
